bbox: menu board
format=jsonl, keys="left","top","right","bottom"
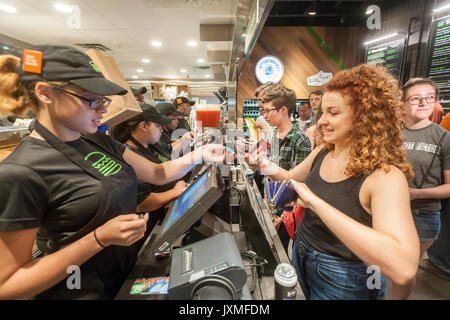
{"left": 427, "top": 16, "right": 450, "bottom": 111}
{"left": 365, "top": 39, "right": 405, "bottom": 80}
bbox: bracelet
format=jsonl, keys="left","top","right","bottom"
{"left": 93, "top": 229, "right": 106, "bottom": 249}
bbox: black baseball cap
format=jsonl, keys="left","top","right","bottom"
{"left": 173, "top": 96, "right": 195, "bottom": 107}
{"left": 156, "top": 102, "right": 184, "bottom": 117}
{"left": 131, "top": 87, "right": 147, "bottom": 95}
{"left": 17, "top": 44, "right": 128, "bottom": 96}
{"left": 127, "top": 104, "right": 172, "bottom": 126}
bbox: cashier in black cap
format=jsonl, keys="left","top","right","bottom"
{"left": 156, "top": 102, "right": 195, "bottom": 157}
{"left": 0, "top": 44, "right": 225, "bottom": 300}
{"left": 111, "top": 104, "right": 186, "bottom": 209}
{"left": 173, "top": 96, "right": 195, "bottom": 131}
{"left": 111, "top": 105, "right": 187, "bottom": 250}
{"left": 132, "top": 86, "right": 147, "bottom": 104}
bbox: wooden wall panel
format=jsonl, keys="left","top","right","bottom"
{"left": 237, "top": 26, "right": 365, "bottom": 119}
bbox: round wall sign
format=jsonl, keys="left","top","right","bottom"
{"left": 255, "top": 56, "right": 284, "bottom": 84}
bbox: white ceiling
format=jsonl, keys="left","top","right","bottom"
{"left": 0, "top": 0, "right": 238, "bottom": 95}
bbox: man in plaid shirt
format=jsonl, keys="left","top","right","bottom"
{"left": 259, "top": 83, "right": 311, "bottom": 252}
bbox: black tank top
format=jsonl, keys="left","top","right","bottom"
{"left": 297, "top": 149, "right": 372, "bottom": 261}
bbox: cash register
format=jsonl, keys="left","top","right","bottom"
{"left": 147, "top": 164, "right": 249, "bottom": 300}
{"left": 148, "top": 164, "right": 225, "bottom": 255}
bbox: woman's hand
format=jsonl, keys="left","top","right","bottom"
{"left": 95, "top": 213, "right": 148, "bottom": 247}
{"left": 199, "top": 144, "right": 226, "bottom": 163}
{"left": 290, "top": 180, "right": 317, "bottom": 209}
{"left": 172, "top": 180, "right": 187, "bottom": 197}
{"left": 183, "top": 131, "right": 195, "bottom": 142}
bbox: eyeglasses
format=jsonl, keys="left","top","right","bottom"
{"left": 406, "top": 95, "right": 437, "bottom": 105}
{"left": 54, "top": 87, "right": 112, "bottom": 110}
{"left": 260, "top": 107, "right": 282, "bottom": 115}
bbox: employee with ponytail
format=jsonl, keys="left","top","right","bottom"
{"left": 0, "top": 44, "right": 225, "bottom": 299}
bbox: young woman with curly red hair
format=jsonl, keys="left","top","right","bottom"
{"left": 251, "top": 64, "right": 420, "bottom": 300}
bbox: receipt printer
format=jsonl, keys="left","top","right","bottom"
{"left": 168, "top": 232, "right": 247, "bottom": 300}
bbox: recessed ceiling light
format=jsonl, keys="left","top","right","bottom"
{"left": 136, "top": 69, "right": 144, "bottom": 73}
{"left": 151, "top": 41, "right": 162, "bottom": 47}
{"left": 0, "top": 4, "right": 17, "bottom": 13}
{"left": 197, "top": 58, "right": 205, "bottom": 63}
{"left": 132, "top": 76, "right": 138, "bottom": 79}
{"left": 187, "top": 41, "right": 197, "bottom": 47}
{"left": 205, "top": 74, "right": 211, "bottom": 78}
{"left": 180, "top": 69, "right": 187, "bottom": 73}
{"left": 142, "top": 58, "right": 151, "bottom": 63}
{"left": 54, "top": 3, "right": 73, "bottom": 13}
{"left": 307, "top": 0, "right": 318, "bottom": 15}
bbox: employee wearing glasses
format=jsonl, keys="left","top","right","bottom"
{"left": 391, "top": 78, "right": 450, "bottom": 299}
{"left": 0, "top": 44, "right": 225, "bottom": 299}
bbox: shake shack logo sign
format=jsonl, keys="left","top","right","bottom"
{"left": 85, "top": 151, "right": 122, "bottom": 176}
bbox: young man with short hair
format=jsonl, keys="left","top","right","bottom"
{"left": 296, "top": 101, "right": 313, "bottom": 131}
{"left": 309, "top": 90, "right": 323, "bottom": 122}
{"left": 260, "top": 84, "right": 312, "bottom": 253}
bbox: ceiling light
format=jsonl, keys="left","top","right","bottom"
{"left": 205, "top": 74, "right": 211, "bottom": 78}
{"left": 197, "top": 58, "right": 205, "bottom": 63}
{"left": 434, "top": 3, "right": 450, "bottom": 13}
{"left": 151, "top": 41, "right": 162, "bottom": 47}
{"left": 0, "top": 4, "right": 17, "bottom": 13}
{"left": 180, "top": 69, "right": 187, "bottom": 73}
{"left": 54, "top": 3, "right": 73, "bottom": 13}
{"left": 364, "top": 33, "right": 399, "bottom": 46}
{"left": 187, "top": 41, "right": 198, "bottom": 47}
{"left": 136, "top": 69, "right": 144, "bottom": 73}
{"left": 142, "top": 58, "right": 150, "bottom": 63}
{"left": 132, "top": 76, "right": 138, "bottom": 79}
{"left": 307, "top": 0, "right": 318, "bottom": 15}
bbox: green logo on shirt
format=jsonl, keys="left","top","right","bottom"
{"left": 154, "top": 151, "right": 169, "bottom": 163}
{"left": 85, "top": 151, "right": 122, "bottom": 176}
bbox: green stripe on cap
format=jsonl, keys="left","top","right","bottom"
{"left": 89, "top": 61, "right": 101, "bottom": 73}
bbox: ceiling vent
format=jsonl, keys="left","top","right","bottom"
{"left": 75, "top": 43, "right": 111, "bottom": 52}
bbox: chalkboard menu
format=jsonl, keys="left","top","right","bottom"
{"left": 427, "top": 16, "right": 450, "bottom": 111}
{"left": 365, "top": 39, "right": 405, "bottom": 80}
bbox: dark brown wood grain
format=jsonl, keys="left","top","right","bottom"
{"left": 237, "top": 26, "right": 365, "bottom": 119}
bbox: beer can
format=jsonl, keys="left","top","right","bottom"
{"left": 274, "top": 263, "right": 297, "bottom": 300}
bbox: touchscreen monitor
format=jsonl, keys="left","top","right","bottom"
{"left": 149, "top": 164, "right": 224, "bottom": 254}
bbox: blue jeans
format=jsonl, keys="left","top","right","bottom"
{"left": 412, "top": 210, "right": 441, "bottom": 242}
{"left": 292, "top": 233, "right": 385, "bottom": 300}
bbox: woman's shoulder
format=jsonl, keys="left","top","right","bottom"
{"left": 2, "top": 135, "right": 55, "bottom": 164}
{"left": 366, "top": 165, "right": 408, "bottom": 188}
